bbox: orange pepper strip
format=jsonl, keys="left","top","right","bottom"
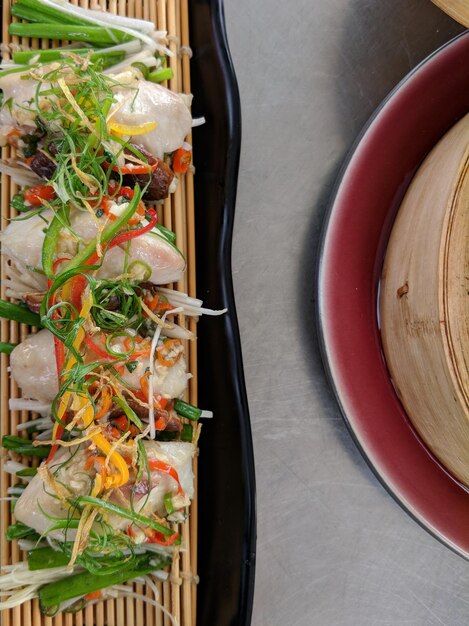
{"left": 157, "top": 339, "right": 182, "bottom": 367}
{"left": 85, "top": 590, "right": 102, "bottom": 600}
{"left": 123, "top": 336, "right": 151, "bottom": 358}
{"left": 94, "top": 387, "right": 112, "bottom": 420}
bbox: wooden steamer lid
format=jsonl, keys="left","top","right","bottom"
{"left": 381, "top": 113, "right": 469, "bottom": 486}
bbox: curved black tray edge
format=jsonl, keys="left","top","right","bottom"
{"left": 190, "top": 1, "right": 257, "bottom": 624}
{"left": 315, "top": 31, "right": 469, "bottom": 560}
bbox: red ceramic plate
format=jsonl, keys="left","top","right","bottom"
{"left": 318, "top": 31, "right": 469, "bottom": 557}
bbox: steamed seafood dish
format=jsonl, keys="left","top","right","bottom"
{"left": 0, "top": 0, "right": 223, "bottom": 617}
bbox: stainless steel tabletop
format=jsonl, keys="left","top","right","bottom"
{"left": 224, "top": 1, "right": 469, "bottom": 625}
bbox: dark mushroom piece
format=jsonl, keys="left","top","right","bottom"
{"left": 123, "top": 144, "right": 174, "bottom": 202}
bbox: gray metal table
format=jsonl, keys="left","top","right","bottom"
{"left": 224, "top": 1, "right": 469, "bottom": 624}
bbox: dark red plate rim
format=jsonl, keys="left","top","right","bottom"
{"left": 317, "top": 30, "right": 469, "bottom": 558}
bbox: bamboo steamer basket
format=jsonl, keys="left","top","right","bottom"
{"left": 381, "top": 112, "right": 469, "bottom": 486}
{"left": 431, "top": 0, "right": 469, "bottom": 28}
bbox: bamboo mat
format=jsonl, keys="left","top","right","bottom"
{"left": 0, "top": 1, "right": 198, "bottom": 625}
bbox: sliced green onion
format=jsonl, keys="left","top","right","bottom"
{"left": 131, "top": 61, "right": 149, "bottom": 79}
{"left": 0, "top": 342, "right": 16, "bottom": 354}
{"left": 10, "top": 193, "right": 31, "bottom": 213}
{"left": 163, "top": 492, "right": 174, "bottom": 515}
{"left": 148, "top": 67, "right": 173, "bottom": 83}
{"left": 125, "top": 360, "right": 138, "bottom": 373}
{"left": 0, "top": 299, "right": 42, "bottom": 326}
{"left": 0, "top": 65, "right": 39, "bottom": 80}
{"left": 180, "top": 423, "right": 193, "bottom": 442}
{"left": 76, "top": 495, "right": 173, "bottom": 536}
{"left": 111, "top": 396, "right": 143, "bottom": 430}
{"left": 105, "top": 331, "right": 134, "bottom": 357}
{"left": 10, "top": 483, "right": 27, "bottom": 492}
{"left": 154, "top": 224, "right": 176, "bottom": 244}
{"left": 174, "top": 398, "right": 201, "bottom": 421}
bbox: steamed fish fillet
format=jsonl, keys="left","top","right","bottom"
{"left": 9, "top": 329, "right": 58, "bottom": 404}
{"left": 0, "top": 72, "right": 192, "bottom": 159}
{"left": 69, "top": 209, "right": 186, "bottom": 284}
{"left": 0, "top": 73, "right": 38, "bottom": 128}
{"left": 111, "top": 79, "right": 193, "bottom": 158}
{"left": 10, "top": 328, "right": 189, "bottom": 403}
{"left": 14, "top": 441, "right": 195, "bottom": 541}
{"left": 0, "top": 209, "right": 185, "bottom": 294}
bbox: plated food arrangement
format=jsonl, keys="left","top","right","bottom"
{"left": 0, "top": 0, "right": 225, "bottom": 623}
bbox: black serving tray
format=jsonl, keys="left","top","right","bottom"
{"left": 189, "top": 2, "right": 256, "bottom": 625}
{"left": 0, "top": 0, "right": 256, "bottom": 622}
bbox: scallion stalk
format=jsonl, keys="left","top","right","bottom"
{"left": 180, "top": 423, "right": 193, "bottom": 442}
{"left": 6, "top": 522, "right": 37, "bottom": 541}
{"left": 0, "top": 299, "right": 42, "bottom": 326}
{"left": 12, "top": 47, "right": 125, "bottom": 68}
{"left": 2, "top": 435, "right": 51, "bottom": 457}
{"left": 38, "top": 553, "right": 170, "bottom": 609}
{"left": 9, "top": 23, "right": 133, "bottom": 45}
{"left": 148, "top": 67, "right": 173, "bottom": 83}
{"left": 173, "top": 398, "right": 201, "bottom": 421}
{"left": 16, "top": 467, "right": 38, "bottom": 477}
{"left": 13, "top": 0, "right": 91, "bottom": 26}
{"left": 28, "top": 547, "right": 69, "bottom": 571}
{"left": 0, "top": 342, "right": 16, "bottom": 354}
{"left": 76, "top": 495, "right": 173, "bottom": 536}
{"left": 154, "top": 223, "right": 177, "bottom": 244}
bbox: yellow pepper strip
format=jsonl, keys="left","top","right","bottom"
{"left": 108, "top": 120, "right": 157, "bottom": 136}
{"left": 91, "top": 473, "right": 103, "bottom": 497}
{"left": 92, "top": 433, "right": 129, "bottom": 489}
{"left": 51, "top": 293, "right": 94, "bottom": 441}
{"left": 50, "top": 293, "right": 129, "bottom": 488}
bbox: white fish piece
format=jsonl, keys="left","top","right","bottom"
{"left": 10, "top": 329, "right": 58, "bottom": 404}
{"left": 0, "top": 212, "right": 49, "bottom": 292}
{"left": 10, "top": 329, "right": 188, "bottom": 404}
{"left": 14, "top": 447, "right": 92, "bottom": 541}
{"left": 70, "top": 211, "right": 185, "bottom": 284}
{"left": 0, "top": 208, "right": 185, "bottom": 296}
{"left": 121, "top": 352, "right": 188, "bottom": 399}
{"left": 0, "top": 73, "right": 38, "bottom": 127}
{"left": 111, "top": 79, "right": 192, "bottom": 158}
{"left": 14, "top": 442, "right": 195, "bottom": 540}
